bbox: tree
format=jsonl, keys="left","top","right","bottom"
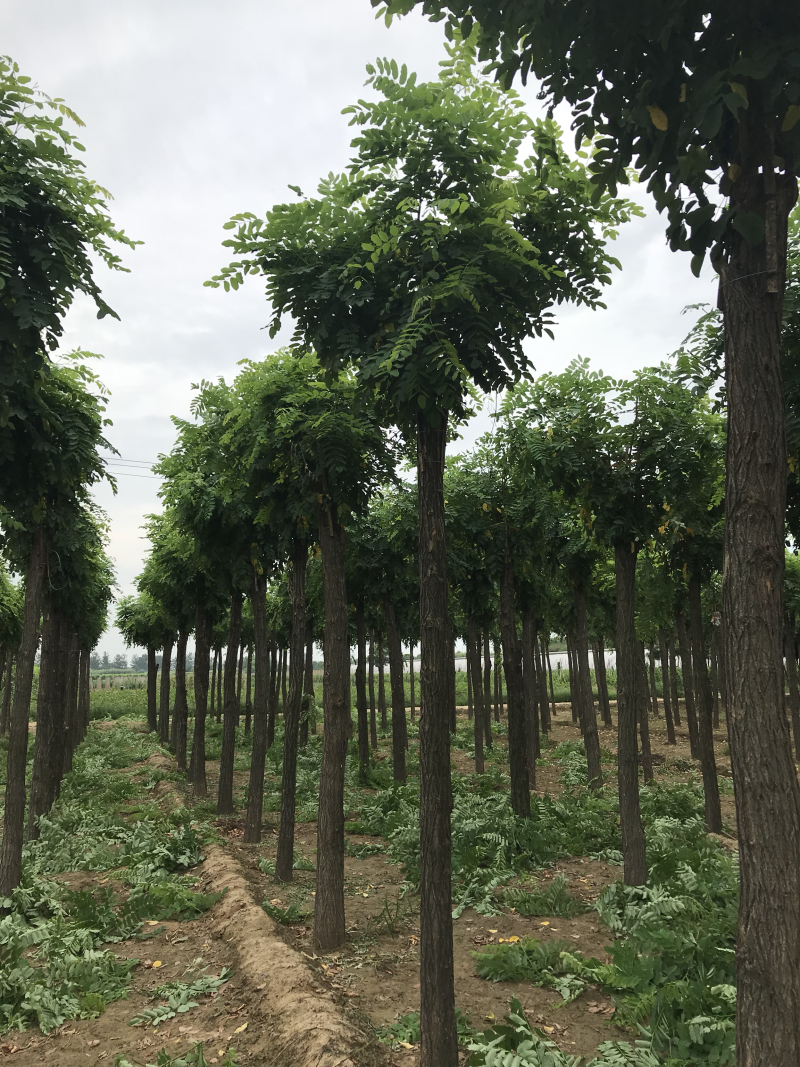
{"left": 377, "top": 7, "right": 800, "bottom": 1061}
{"left": 116, "top": 592, "right": 170, "bottom": 733}
{"left": 209, "top": 38, "right": 636, "bottom": 1064}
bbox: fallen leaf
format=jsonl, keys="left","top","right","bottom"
{"left": 542, "top": 1025, "right": 555, "bottom": 1034}
{"left": 234, "top": 1023, "right": 248, "bottom": 1034}
{"left": 399, "top": 1041, "right": 414, "bottom": 1050}
{"left": 487, "top": 929, "right": 498, "bottom": 934}
{"left": 152, "top": 961, "right": 162, "bottom": 968}
{"left": 146, "top": 920, "right": 160, "bottom": 926}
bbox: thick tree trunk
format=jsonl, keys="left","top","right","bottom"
{"left": 172, "top": 631, "right": 189, "bottom": 771}
{"left": 676, "top": 611, "right": 699, "bottom": 756}
{"left": 719, "top": 159, "right": 800, "bottom": 1067}
{"left": 216, "top": 594, "right": 243, "bottom": 816}
{"left": 482, "top": 632, "right": 493, "bottom": 748}
{"left": 368, "top": 631, "right": 378, "bottom": 750}
{"left": 785, "top": 616, "right": 800, "bottom": 761}
{"left": 658, "top": 628, "right": 676, "bottom": 745}
{"left": 27, "top": 600, "right": 59, "bottom": 839}
{"left": 467, "top": 618, "right": 484, "bottom": 775}
{"left": 0, "top": 652, "right": 13, "bottom": 735}
{"left": 385, "top": 597, "right": 408, "bottom": 784}
{"left": 574, "top": 587, "right": 602, "bottom": 790}
{"left": 276, "top": 539, "right": 308, "bottom": 882}
{"left": 146, "top": 646, "right": 158, "bottom": 732}
{"left": 158, "top": 638, "right": 174, "bottom": 745}
{"left": 614, "top": 543, "right": 646, "bottom": 886}
{"left": 688, "top": 575, "right": 722, "bottom": 832}
{"left": 521, "top": 606, "right": 539, "bottom": 778}
{"left": 0, "top": 524, "right": 46, "bottom": 895}
{"left": 356, "top": 601, "right": 370, "bottom": 784}
{"left": 190, "top": 600, "right": 211, "bottom": 796}
{"left": 267, "top": 641, "right": 278, "bottom": 750}
{"left": 668, "top": 632, "right": 682, "bottom": 726}
{"left": 378, "top": 637, "right": 387, "bottom": 730}
{"left": 499, "top": 557, "right": 530, "bottom": 818}
{"left": 245, "top": 575, "right": 270, "bottom": 844}
{"left": 314, "top": 507, "right": 350, "bottom": 951}
{"left": 416, "top": 414, "right": 458, "bottom": 1067}
{"left": 245, "top": 643, "right": 253, "bottom": 736}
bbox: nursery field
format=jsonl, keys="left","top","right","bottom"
{"left": 0, "top": 686, "right": 739, "bottom": 1067}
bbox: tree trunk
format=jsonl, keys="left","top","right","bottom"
{"left": 355, "top": 601, "right": 370, "bottom": 784}
{"left": 636, "top": 641, "right": 654, "bottom": 784}
{"left": 482, "top": 632, "right": 493, "bottom": 748}
{"left": 648, "top": 646, "right": 659, "bottom": 717}
{"left": 305, "top": 630, "right": 316, "bottom": 733}
{"left": 499, "top": 557, "right": 530, "bottom": 818}
{"left": 0, "top": 652, "right": 13, "bottom": 736}
{"left": 676, "top": 611, "right": 699, "bottom": 757}
{"left": 710, "top": 630, "right": 721, "bottom": 729}
{"left": 574, "top": 587, "right": 602, "bottom": 790}
{"left": 466, "top": 652, "right": 473, "bottom": 719}
{"left": 719, "top": 157, "right": 800, "bottom": 1066}
{"left": 0, "top": 523, "right": 47, "bottom": 895}
{"left": 785, "top": 616, "right": 800, "bottom": 761}
{"left": 566, "top": 635, "right": 579, "bottom": 724}
{"left": 190, "top": 600, "right": 211, "bottom": 796}
{"left": 668, "top": 631, "right": 682, "bottom": 726}
{"left": 245, "top": 575, "right": 270, "bottom": 844}
{"left": 448, "top": 627, "right": 457, "bottom": 733}
{"left": 521, "top": 606, "right": 539, "bottom": 784}
{"left": 314, "top": 507, "right": 350, "bottom": 952}
{"left": 276, "top": 539, "right": 308, "bottom": 883}
{"left": 416, "top": 414, "right": 458, "bottom": 1067}
{"left": 78, "top": 647, "right": 91, "bottom": 742}
{"left": 594, "top": 639, "right": 612, "bottom": 726}
{"left": 61, "top": 632, "right": 80, "bottom": 781}
{"left": 281, "top": 644, "right": 288, "bottom": 712}
{"left": 172, "top": 631, "right": 189, "bottom": 772}
{"left": 536, "top": 631, "right": 551, "bottom": 734}
{"left": 27, "top": 600, "right": 59, "bottom": 840}
{"left": 216, "top": 593, "right": 243, "bottom": 816}
{"left": 146, "top": 646, "right": 158, "bottom": 732}
{"left": 688, "top": 575, "right": 722, "bottom": 833}
{"left": 614, "top": 543, "right": 646, "bottom": 886}
{"left": 409, "top": 642, "right": 416, "bottom": 721}
{"left": 467, "top": 617, "right": 484, "bottom": 775}
{"left": 385, "top": 597, "right": 408, "bottom": 784}
{"left": 378, "top": 636, "right": 387, "bottom": 730}
{"left": 300, "top": 628, "right": 313, "bottom": 749}
{"left": 546, "top": 636, "right": 557, "bottom": 720}
{"left": 158, "top": 638, "right": 174, "bottom": 745}
{"left": 245, "top": 643, "right": 253, "bottom": 736}
{"left": 658, "top": 628, "right": 677, "bottom": 745}
{"left": 267, "top": 641, "right": 278, "bottom": 750}
{"left": 209, "top": 648, "right": 217, "bottom": 721}
{"left": 493, "top": 638, "right": 501, "bottom": 722}
{"left": 368, "top": 631, "right": 378, "bottom": 750}
{"left": 236, "top": 642, "right": 244, "bottom": 728}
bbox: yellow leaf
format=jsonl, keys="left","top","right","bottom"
{"left": 729, "top": 82, "right": 748, "bottom": 105}
{"left": 488, "top": 929, "right": 498, "bottom": 934}
{"left": 145, "top": 921, "right": 159, "bottom": 926}
{"left": 728, "top": 164, "right": 741, "bottom": 182}
{"left": 540, "top": 921, "right": 550, "bottom": 926}
{"left": 399, "top": 1041, "right": 414, "bottom": 1049}
{"left": 679, "top": 83, "right": 687, "bottom": 102}
{"left": 646, "top": 104, "right": 668, "bottom": 131}
{"left": 234, "top": 1022, "right": 248, "bottom": 1034}
{"left": 152, "top": 961, "right": 162, "bottom": 969}
{"left": 783, "top": 105, "right": 800, "bottom": 132}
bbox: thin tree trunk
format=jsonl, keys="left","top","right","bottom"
{"left": 710, "top": 631, "right": 721, "bottom": 730}
{"left": 546, "top": 636, "right": 557, "bottom": 720}
{"left": 300, "top": 627, "right": 313, "bottom": 750}
{"left": 574, "top": 587, "right": 602, "bottom": 790}
{"left": 190, "top": 600, "right": 211, "bottom": 796}
{"left": 536, "top": 630, "right": 551, "bottom": 734}
{"left": 594, "top": 639, "right": 612, "bottom": 726}
{"left": 281, "top": 645, "right": 288, "bottom": 713}
{"left": 61, "top": 633, "right": 80, "bottom": 781}
{"left": 355, "top": 601, "right": 370, "bottom": 784}
{"left": 688, "top": 575, "right": 722, "bottom": 833}
{"left": 209, "top": 648, "right": 217, "bottom": 721}
{"left": 385, "top": 597, "right": 408, "bottom": 784}
{"left": 173, "top": 631, "right": 189, "bottom": 772}
{"left": 146, "top": 646, "right": 158, "bottom": 732}
{"left": 48, "top": 620, "right": 70, "bottom": 803}
{"left": 158, "top": 637, "right": 174, "bottom": 745}
{"left": 668, "top": 632, "right": 682, "bottom": 726}
{"left": 637, "top": 641, "right": 654, "bottom": 784}
{"left": 482, "top": 632, "right": 493, "bottom": 748}
{"left": 409, "top": 641, "right": 416, "bottom": 721}
{"left": 368, "top": 631, "right": 378, "bottom": 750}
{"left": 448, "top": 627, "right": 457, "bottom": 732}
{"left": 566, "top": 635, "right": 579, "bottom": 724}
{"left": 276, "top": 539, "right": 308, "bottom": 883}
{"left": 499, "top": 557, "right": 530, "bottom": 818}
{"left": 785, "top": 615, "right": 800, "bottom": 761}
{"left": 0, "top": 524, "right": 46, "bottom": 895}
{"left": 416, "top": 414, "right": 458, "bottom": 1067}
{"left": 78, "top": 647, "right": 91, "bottom": 743}
{"left": 305, "top": 631, "right": 316, "bottom": 734}
{"left": 719, "top": 161, "right": 800, "bottom": 1065}
{"left": 467, "top": 618, "right": 484, "bottom": 775}
{"left": 521, "top": 606, "right": 539, "bottom": 784}
{"left": 245, "top": 643, "right": 253, "bottom": 736}
{"left": 236, "top": 642, "right": 244, "bottom": 728}
{"left": 216, "top": 593, "right": 243, "bottom": 816}
{"left": 378, "top": 636, "right": 387, "bottom": 730}
{"left": 493, "top": 638, "right": 501, "bottom": 722}
{"left": 648, "top": 646, "right": 659, "bottom": 717}
{"left": 614, "top": 543, "right": 646, "bottom": 886}
{"left": 0, "top": 652, "right": 13, "bottom": 736}
{"left": 217, "top": 644, "right": 223, "bottom": 721}
{"left": 314, "top": 507, "right": 350, "bottom": 952}
{"left": 466, "top": 652, "right": 473, "bottom": 720}
{"left": 245, "top": 575, "right": 270, "bottom": 844}
{"left": 658, "top": 628, "right": 676, "bottom": 745}
{"left": 267, "top": 641, "right": 278, "bottom": 749}
{"left": 676, "top": 611, "right": 699, "bottom": 757}
{"left": 27, "top": 600, "right": 59, "bottom": 840}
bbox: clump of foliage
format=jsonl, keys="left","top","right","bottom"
{"left": 504, "top": 874, "right": 586, "bottom": 918}
{"left": 129, "top": 969, "right": 230, "bottom": 1027}
{"left": 378, "top": 1008, "right": 474, "bottom": 1050}
{"left": 262, "top": 899, "right": 311, "bottom": 925}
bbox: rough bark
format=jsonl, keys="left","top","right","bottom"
{"left": 384, "top": 597, "right": 408, "bottom": 784}
{"left": 244, "top": 575, "right": 270, "bottom": 844}
{"left": 355, "top": 601, "right": 370, "bottom": 784}
{"left": 785, "top": 616, "right": 800, "bottom": 761}
{"left": 614, "top": 543, "right": 646, "bottom": 886}
{"left": 499, "top": 557, "right": 530, "bottom": 818}
{"left": 0, "top": 524, "right": 46, "bottom": 895}
{"left": 172, "top": 630, "right": 189, "bottom": 772}
{"left": 688, "top": 575, "right": 722, "bottom": 833}
{"left": 574, "top": 586, "right": 602, "bottom": 790}
{"left": 158, "top": 638, "right": 174, "bottom": 745}
{"left": 676, "top": 611, "right": 699, "bottom": 756}
{"left": 314, "top": 507, "right": 350, "bottom": 952}
{"left": 521, "top": 606, "right": 539, "bottom": 779}
{"left": 720, "top": 153, "right": 800, "bottom": 1067}
{"left": 368, "top": 631, "right": 378, "bottom": 750}
{"left": 467, "top": 617, "right": 484, "bottom": 776}
{"left": 190, "top": 600, "right": 211, "bottom": 796}
{"left": 658, "top": 628, "right": 677, "bottom": 745}
{"left": 276, "top": 539, "right": 308, "bottom": 883}
{"left": 216, "top": 593, "right": 243, "bottom": 816}
{"left": 417, "top": 414, "right": 458, "bottom": 1067}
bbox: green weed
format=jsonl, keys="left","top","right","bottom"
{"left": 504, "top": 874, "right": 586, "bottom": 918}
{"left": 129, "top": 968, "right": 230, "bottom": 1027}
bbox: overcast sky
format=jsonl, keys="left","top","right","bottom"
{"left": 6, "top": 0, "right": 718, "bottom": 658}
